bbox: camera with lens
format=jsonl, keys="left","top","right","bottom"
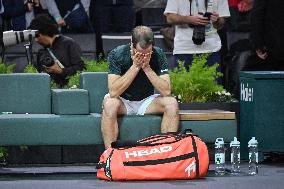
{"left": 2, "top": 30, "right": 38, "bottom": 47}
{"left": 191, "top": 12, "right": 212, "bottom": 45}
{"left": 37, "top": 49, "right": 55, "bottom": 70}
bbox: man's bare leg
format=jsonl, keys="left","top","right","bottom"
{"left": 101, "top": 97, "right": 126, "bottom": 148}
{"left": 145, "top": 96, "right": 179, "bottom": 133}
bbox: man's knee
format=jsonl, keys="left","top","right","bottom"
{"left": 163, "top": 97, "right": 179, "bottom": 114}
{"left": 103, "top": 97, "right": 121, "bottom": 116}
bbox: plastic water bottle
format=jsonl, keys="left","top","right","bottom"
{"left": 248, "top": 137, "right": 258, "bottom": 175}
{"left": 215, "top": 138, "right": 225, "bottom": 175}
{"left": 230, "top": 137, "right": 240, "bottom": 174}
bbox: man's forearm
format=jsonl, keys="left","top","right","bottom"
{"left": 109, "top": 65, "right": 140, "bottom": 98}
{"left": 143, "top": 67, "right": 171, "bottom": 97}
{"left": 166, "top": 13, "right": 191, "bottom": 25}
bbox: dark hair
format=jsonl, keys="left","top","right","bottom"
{"left": 28, "top": 15, "right": 59, "bottom": 37}
{"left": 131, "top": 26, "right": 154, "bottom": 49}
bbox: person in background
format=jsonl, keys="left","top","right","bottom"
{"left": 247, "top": 0, "right": 284, "bottom": 71}
{"left": 29, "top": 15, "right": 85, "bottom": 87}
{"left": 45, "top": 0, "right": 92, "bottom": 33}
{"left": 101, "top": 26, "right": 179, "bottom": 148}
{"left": 89, "top": 0, "right": 135, "bottom": 59}
{"left": 2, "top": 0, "right": 34, "bottom": 30}
{"left": 164, "top": 0, "right": 230, "bottom": 83}
{"left": 0, "top": 0, "right": 3, "bottom": 27}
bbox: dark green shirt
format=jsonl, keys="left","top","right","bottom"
{"left": 108, "top": 44, "right": 168, "bottom": 101}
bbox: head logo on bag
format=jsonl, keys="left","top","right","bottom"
{"left": 125, "top": 146, "right": 172, "bottom": 158}
{"left": 185, "top": 161, "right": 196, "bottom": 177}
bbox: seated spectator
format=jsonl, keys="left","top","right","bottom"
{"left": 29, "top": 15, "right": 85, "bottom": 87}
{"left": 45, "top": 0, "right": 93, "bottom": 33}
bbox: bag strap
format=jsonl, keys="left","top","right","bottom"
{"left": 190, "top": 135, "right": 200, "bottom": 178}
{"left": 111, "top": 138, "right": 182, "bottom": 148}
{"left": 96, "top": 149, "right": 114, "bottom": 180}
{"left": 111, "top": 130, "right": 196, "bottom": 149}
{"left": 189, "top": 0, "right": 209, "bottom": 15}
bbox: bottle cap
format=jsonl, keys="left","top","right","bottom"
{"left": 230, "top": 137, "right": 240, "bottom": 147}
{"left": 248, "top": 137, "right": 258, "bottom": 147}
{"left": 215, "top": 138, "right": 224, "bottom": 147}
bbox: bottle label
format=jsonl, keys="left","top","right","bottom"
{"left": 231, "top": 153, "right": 240, "bottom": 163}
{"left": 249, "top": 152, "right": 258, "bottom": 163}
{"left": 215, "top": 153, "right": 225, "bottom": 164}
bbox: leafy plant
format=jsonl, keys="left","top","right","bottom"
{"left": 24, "top": 63, "right": 38, "bottom": 73}
{"left": 0, "top": 62, "right": 15, "bottom": 74}
{"left": 65, "top": 72, "right": 81, "bottom": 89}
{"left": 64, "top": 58, "right": 109, "bottom": 89}
{"left": 84, "top": 58, "right": 109, "bottom": 72}
{"left": 169, "top": 54, "right": 224, "bottom": 103}
{"left": 0, "top": 146, "right": 8, "bottom": 165}
{"left": 207, "top": 91, "right": 237, "bottom": 103}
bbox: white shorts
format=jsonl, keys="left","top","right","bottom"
{"left": 104, "top": 94, "right": 160, "bottom": 115}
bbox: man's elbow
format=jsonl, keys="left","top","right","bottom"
{"left": 166, "top": 18, "right": 173, "bottom": 25}
{"left": 165, "top": 14, "right": 175, "bottom": 25}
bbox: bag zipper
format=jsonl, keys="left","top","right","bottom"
{"left": 123, "top": 152, "right": 195, "bottom": 166}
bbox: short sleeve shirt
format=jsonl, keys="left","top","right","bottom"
{"left": 108, "top": 44, "right": 168, "bottom": 101}
{"left": 164, "top": 0, "right": 230, "bottom": 54}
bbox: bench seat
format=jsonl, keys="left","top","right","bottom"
{"left": 0, "top": 110, "right": 236, "bottom": 146}
{"left": 180, "top": 110, "right": 236, "bottom": 143}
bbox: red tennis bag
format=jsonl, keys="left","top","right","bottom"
{"left": 97, "top": 130, "right": 209, "bottom": 181}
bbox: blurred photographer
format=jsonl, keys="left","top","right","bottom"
{"left": 164, "top": 0, "right": 230, "bottom": 74}
{"left": 29, "top": 15, "right": 85, "bottom": 87}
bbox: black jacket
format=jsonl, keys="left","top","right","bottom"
{"left": 37, "top": 35, "right": 85, "bottom": 87}
{"left": 251, "top": 0, "right": 284, "bottom": 61}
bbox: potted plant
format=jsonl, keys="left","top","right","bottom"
{"left": 64, "top": 58, "right": 109, "bottom": 89}
{"left": 169, "top": 54, "right": 238, "bottom": 112}
{"left": 0, "top": 62, "right": 15, "bottom": 74}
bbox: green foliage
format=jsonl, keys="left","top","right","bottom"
{"left": 51, "top": 80, "right": 60, "bottom": 89}
{"left": 64, "top": 72, "right": 80, "bottom": 89}
{"left": 0, "top": 146, "right": 8, "bottom": 164}
{"left": 64, "top": 58, "right": 109, "bottom": 89}
{"left": 169, "top": 54, "right": 224, "bottom": 103}
{"left": 0, "top": 62, "right": 15, "bottom": 74}
{"left": 84, "top": 58, "right": 109, "bottom": 72}
{"left": 24, "top": 63, "right": 38, "bottom": 73}
{"left": 207, "top": 91, "right": 236, "bottom": 102}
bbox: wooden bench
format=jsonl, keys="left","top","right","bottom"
{"left": 178, "top": 110, "right": 237, "bottom": 143}
{"left": 179, "top": 110, "right": 236, "bottom": 121}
